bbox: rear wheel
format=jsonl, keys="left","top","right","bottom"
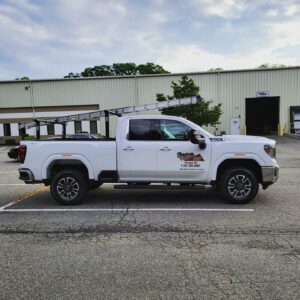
{"left": 50, "top": 169, "right": 88, "bottom": 205}
{"left": 218, "top": 167, "right": 258, "bottom": 204}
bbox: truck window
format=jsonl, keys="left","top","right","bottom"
{"left": 128, "top": 119, "right": 161, "bottom": 141}
{"left": 160, "top": 120, "right": 192, "bottom": 141}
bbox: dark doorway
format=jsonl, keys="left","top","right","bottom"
{"left": 246, "top": 97, "right": 280, "bottom": 135}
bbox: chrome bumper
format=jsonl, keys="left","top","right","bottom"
{"left": 261, "top": 166, "right": 279, "bottom": 188}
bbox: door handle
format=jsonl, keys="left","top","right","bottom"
{"left": 160, "top": 147, "right": 171, "bottom": 151}
{"left": 123, "top": 147, "right": 134, "bottom": 151}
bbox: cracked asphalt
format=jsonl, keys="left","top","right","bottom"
{"left": 0, "top": 137, "right": 299, "bottom": 299}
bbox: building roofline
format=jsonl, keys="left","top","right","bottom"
{"left": 1, "top": 65, "right": 300, "bottom": 84}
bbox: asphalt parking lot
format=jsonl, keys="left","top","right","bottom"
{"left": 0, "top": 137, "right": 299, "bottom": 299}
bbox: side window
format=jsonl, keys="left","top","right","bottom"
{"left": 160, "top": 120, "right": 192, "bottom": 141}
{"left": 128, "top": 119, "right": 161, "bottom": 141}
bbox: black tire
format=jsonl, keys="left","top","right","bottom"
{"left": 218, "top": 167, "right": 258, "bottom": 204}
{"left": 50, "top": 169, "right": 88, "bottom": 205}
{"left": 89, "top": 181, "right": 103, "bottom": 190}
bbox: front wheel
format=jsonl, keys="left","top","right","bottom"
{"left": 218, "top": 167, "right": 258, "bottom": 204}
{"left": 50, "top": 169, "right": 88, "bottom": 205}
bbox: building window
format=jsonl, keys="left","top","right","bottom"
{"left": 47, "top": 123, "right": 55, "bottom": 136}
{"left": 3, "top": 124, "right": 11, "bottom": 137}
{"left": 90, "top": 121, "right": 98, "bottom": 134}
{"left": 18, "top": 124, "right": 26, "bottom": 137}
{"left": 74, "top": 121, "right": 82, "bottom": 134}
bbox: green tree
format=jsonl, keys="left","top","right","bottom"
{"left": 65, "top": 62, "right": 169, "bottom": 78}
{"left": 15, "top": 76, "right": 30, "bottom": 80}
{"left": 64, "top": 72, "right": 80, "bottom": 78}
{"left": 137, "top": 63, "right": 169, "bottom": 74}
{"left": 156, "top": 75, "right": 222, "bottom": 127}
{"left": 258, "top": 63, "right": 286, "bottom": 69}
{"left": 207, "top": 68, "right": 223, "bottom": 72}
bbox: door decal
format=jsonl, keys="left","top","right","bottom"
{"left": 177, "top": 152, "right": 204, "bottom": 171}
{"left": 177, "top": 152, "right": 204, "bottom": 161}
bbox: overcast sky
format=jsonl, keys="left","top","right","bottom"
{"left": 1, "top": 0, "right": 300, "bottom": 80}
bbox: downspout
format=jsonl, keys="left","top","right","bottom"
{"left": 29, "top": 79, "right": 35, "bottom": 119}
{"left": 134, "top": 75, "right": 139, "bottom": 111}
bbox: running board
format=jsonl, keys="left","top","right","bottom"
{"left": 113, "top": 184, "right": 206, "bottom": 190}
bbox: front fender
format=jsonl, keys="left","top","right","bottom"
{"left": 210, "top": 153, "right": 264, "bottom": 181}
{"left": 41, "top": 154, "right": 94, "bottom": 180}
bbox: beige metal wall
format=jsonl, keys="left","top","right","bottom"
{"left": 1, "top": 67, "right": 300, "bottom": 135}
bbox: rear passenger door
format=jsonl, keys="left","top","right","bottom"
{"left": 118, "top": 119, "right": 160, "bottom": 181}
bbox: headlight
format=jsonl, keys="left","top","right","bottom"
{"left": 264, "top": 145, "right": 276, "bottom": 158}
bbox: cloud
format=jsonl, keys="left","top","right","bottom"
{"left": 159, "top": 44, "right": 300, "bottom": 72}
{"left": 0, "top": 0, "right": 300, "bottom": 80}
{"left": 268, "top": 19, "right": 300, "bottom": 48}
{"left": 266, "top": 9, "right": 279, "bottom": 17}
{"left": 192, "top": 0, "right": 249, "bottom": 18}
{"left": 8, "top": 0, "right": 40, "bottom": 12}
{"left": 284, "top": 3, "right": 300, "bottom": 16}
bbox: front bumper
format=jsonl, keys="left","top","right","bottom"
{"left": 261, "top": 166, "right": 279, "bottom": 189}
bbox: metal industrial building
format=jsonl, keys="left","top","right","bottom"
{"left": 1, "top": 66, "right": 300, "bottom": 144}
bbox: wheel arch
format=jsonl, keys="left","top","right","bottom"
{"left": 42, "top": 156, "right": 93, "bottom": 180}
{"left": 215, "top": 159, "right": 263, "bottom": 184}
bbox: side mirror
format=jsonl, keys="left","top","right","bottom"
{"left": 192, "top": 130, "right": 207, "bottom": 150}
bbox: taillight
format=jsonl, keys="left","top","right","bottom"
{"left": 18, "top": 145, "right": 27, "bottom": 163}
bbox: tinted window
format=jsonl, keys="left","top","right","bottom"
{"left": 160, "top": 120, "right": 192, "bottom": 141}
{"left": 128, "top": 119, "right": 160, "bottom": 141}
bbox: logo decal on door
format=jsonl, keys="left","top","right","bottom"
{"left": 177, "top": 152, "right": 204, "bottom": 161}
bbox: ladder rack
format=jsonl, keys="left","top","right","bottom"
{"left": 19, "top": 96, "right": 201, "bottom": 139}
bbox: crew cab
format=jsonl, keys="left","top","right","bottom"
{"left": 18, "top": 115, "right": 279, "bottom": 205}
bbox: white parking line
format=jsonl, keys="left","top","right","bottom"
{"left": 2, "top": 208, "right": 255, "bottom": 213}
{"left": 0, "top": 146, "right": 7, "bottom": 151}
{"left": 0, "top": 171, "right": 18, "bottom": 174}
{"left": 0, "top": 201, "right": 17, "bottom": 211}
{"left": 0, "top": 184, "right": 26, "bottom": 186}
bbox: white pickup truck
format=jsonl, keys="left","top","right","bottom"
{"left": 18, "top": 115, "right": 279, "bottom": 205}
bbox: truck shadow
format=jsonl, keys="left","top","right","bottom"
{"left": 13, "top": 185, "right": 262, "bottom": 209}
{"left": 85, "top": 186, "right": 229, "bottom": 207}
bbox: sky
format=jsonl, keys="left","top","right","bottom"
{"left": 1, "top": 0, "right": 300, "bottom": 80}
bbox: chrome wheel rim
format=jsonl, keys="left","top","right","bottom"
{"left": 57, "top": 176, "right": 80, "bottom": 201}
{"left": 228, "top": 174, "right": 252, "bottom": 200}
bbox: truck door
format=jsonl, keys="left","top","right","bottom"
{"left": 118, "top": 119, "right": 160, "bottom": 181}
{"left": 156, "top": 119, "right": 211, "bottom": 182}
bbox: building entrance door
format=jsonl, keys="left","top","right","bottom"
{"left": 246, "top": 97, "right": 279, "bottom": 135}
{"left": 230, "top": 118, "right": 240, "bottom": 135}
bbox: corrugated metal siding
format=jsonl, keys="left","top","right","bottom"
{"left": 1, "top": 68, "right": 300, "bottom": 134}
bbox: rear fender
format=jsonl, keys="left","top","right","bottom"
{"left": 41, "top": 154, "right": 94, "bottom": 180}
